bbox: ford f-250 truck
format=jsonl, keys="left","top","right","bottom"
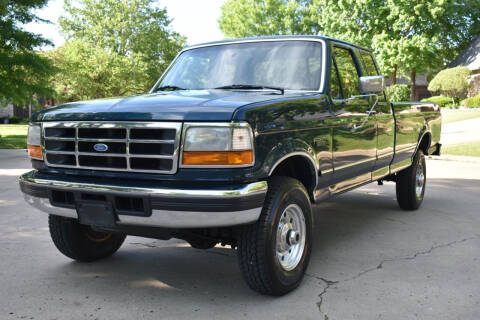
{"left": 19, "top": 36, "right": 441, "bottom": 296}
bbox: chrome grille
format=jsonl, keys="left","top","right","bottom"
{"left": 42, "top": 122, "right": 182, "bottom": 174}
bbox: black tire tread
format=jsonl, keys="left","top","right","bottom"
{"left": 49, "top": 215, "right": 126, "bottom": 262}
{"left": 49, "top": 215, "right": 79, "bottom": 260}
{"left": 237, "top": 176, "right": 309, "bottom": 295}
{"left": 396, "top": 150, "right": 425, "bottom": 210}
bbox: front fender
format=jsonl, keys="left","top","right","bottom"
{"left": 260, "top": 137, "right": 318, "bottom": 179}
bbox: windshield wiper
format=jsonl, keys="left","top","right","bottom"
{"left": 154, "top": 85, "right": 186, "bottom": 92}
{"left": 214, "top": 84, "right": 284, "bottom": 95}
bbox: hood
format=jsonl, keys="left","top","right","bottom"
{"left": 33, "top": 90, "right": 306, "bottom": 122}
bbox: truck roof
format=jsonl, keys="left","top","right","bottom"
{"left": 185, "top": 35, "right": 372, "bottom": 53}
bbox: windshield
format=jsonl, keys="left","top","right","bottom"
{"left": 157, "top": 41, "right": 323, "bottom": 91}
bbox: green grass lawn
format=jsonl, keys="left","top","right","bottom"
{"left": 442, "top": 109, "right": 480, "bottom": 124}
{"left": 442, "top": 140, "right": 480, "bottom": 157}
{"left": 0, "top": 124, "right": 28, "bottom": 149}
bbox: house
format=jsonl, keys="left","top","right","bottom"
{"left": 0, "top": 103, "right": 30, "bottom": 123}
{"left": 450, "top": 35, "right": 480, "bottom": 74}
{"left": 449, "top": 35, "right": 480, "bottom": 97}
{"left": 0, "top": 104, "right": 14, "bottom": 123}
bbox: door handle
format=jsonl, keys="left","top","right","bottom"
{"left": 366, "top": 110, "right": 376, "bottom": 116}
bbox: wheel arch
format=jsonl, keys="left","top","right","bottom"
{"left": 268, "top": 151, "right": 318, "bottom": 202}
{"left": 415, "top": 130, "right": 432, "bottom": 156}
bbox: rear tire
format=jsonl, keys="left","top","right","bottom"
{"left": 49, "top": 215, "right": 126, "bottom": 262}
{"left": 396, "top": 150, "right": 426, "bottom": 210}
{"left": 237, "top": 177, "right": 313, "bottom": 296}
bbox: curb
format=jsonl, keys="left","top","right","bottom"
{"left": 427, "top": 155, "right": 480, "bottom": 163}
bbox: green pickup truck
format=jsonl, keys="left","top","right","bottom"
{"left": 20, "top": 36, "right": 441, "bottom": 295}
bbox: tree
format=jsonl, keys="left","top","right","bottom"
{"left": 312, "top": 0, "right": 480, "bottom": 100}
{"left": 0, "top": 0, "right": 55, "bottom": 105}
{"left": 53, "top": 0, "right": 186, "bottom": 101}
{"left": 218, "top": 0, "right": 317, "bottom": 37}
{"left": 428, "top": 67, "right": 471, "bottom": 105}
{"left": 219, "top": 0, "right": 480, "bottom": 100}
{"left": 46, "top": 40, "right": 152, "bottom": 102}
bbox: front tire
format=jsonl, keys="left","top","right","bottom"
{"left": 396, "top": 150, "right": 426, "bottom": 210}
{"left": 49, "top": 215, "right": 126, "bottom": 262}
{"left": 237, "top": 177, "right": 313, "bottom": 296}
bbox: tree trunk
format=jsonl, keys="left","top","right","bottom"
{"left": 390, "top": 64, "right": 398, "bottom": 85}
{"left": 410, "top": 69, "right": 416, "bottom": 101}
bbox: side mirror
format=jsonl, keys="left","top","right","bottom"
{"left": 359, "top": 76, "right": 385, "bottom": 94}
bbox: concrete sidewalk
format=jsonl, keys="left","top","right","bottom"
{"left": 0, "top": 150, "right": 479, "bottom": 319}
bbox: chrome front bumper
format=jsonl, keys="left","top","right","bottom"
{"left": 20, "top": 170, "right": 267, "bottom": 228}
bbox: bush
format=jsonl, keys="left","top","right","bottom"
{"left": 421, "top": 96, "right": 454, "bottom": 108}
{"left": 428, "top": 67, "right": 471, "bottom": 102}
{"left": 461, "top": 94, "right": 480, "bottom": 108}
{"left": 7, "top": 116, "right": 22, "bottom": 124}
{"left": 386, "top": 84, "right": 411, "bottom": 102}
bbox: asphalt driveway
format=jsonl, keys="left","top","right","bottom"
{"left": 0, "top": 149, "right": 479, "bottom": 319}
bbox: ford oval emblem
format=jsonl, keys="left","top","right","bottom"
{"left": 93, "top": 143, "right": 108, "bottom": 152}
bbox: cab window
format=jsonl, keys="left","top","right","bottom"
{"left": 360, "top": 51, "right": 379, "bottom": 76}
{"left": 332, "top": 47, "right": 360, "bottom": 98}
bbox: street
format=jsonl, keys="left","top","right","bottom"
{"left": 1, "top": 149, "right": 479, "bottom": 319}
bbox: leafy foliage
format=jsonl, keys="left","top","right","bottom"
{"left": 428, "top": 67, "right": 471, "bottom": 99}
{"left": 461, "top": 94, "right": 480, "bottom": 108}
{"left": 46, "top": 40, "right": 151, "bottom": 101}
{"left": 219, "top": 0, "right": 480, "bottom": 100}
{"left": 385, "top": 84, "right": 411, "bottom": 102}
{"left": 6, "top": 116, "right": 22, "bottom": 124}
{"left": 313, "top": 0, "right": 480, "bottom": 80}
{"left": 219, "top": 0, "right": 316, "bottom": 37}
{"left": 315, "top": 1, "right": 479, "bottom": 72}
{"left": 51, "top": 0, "right": 186, "bottom": 102}
{"left": 0, "top": 0, "right": 55, "bottom": 105}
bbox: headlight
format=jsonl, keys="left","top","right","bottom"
{"left": 185, "top": 127, "right": 231, "bottom": 151}
{"left": 27, "top": 124, "right": 43, "bottom": 160}
{"left": 182, "top": 123, "right": 254, "bottom": 167}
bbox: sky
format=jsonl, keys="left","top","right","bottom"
{"left": 24, "top": 0, "right": 227, "bottom": 49}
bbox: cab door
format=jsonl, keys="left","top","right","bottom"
{"left": 328, "top": 45, "right": 377, "bottom": 192}
{"left": 358, "top": 50, "right": 395, "bottom": 179}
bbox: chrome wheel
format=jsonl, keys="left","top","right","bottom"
{"left": 276, "top": 204, "right": 306, "bottom": 271}
{"left": 238, "top": 177, "right": 313, "bottom": 295}
{"left": 415, "top": 161, "right": 425, "bottom": 199}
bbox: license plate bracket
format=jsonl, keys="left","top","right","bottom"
{"left": 76, "top": 200, "right": 116, "bottom": 228}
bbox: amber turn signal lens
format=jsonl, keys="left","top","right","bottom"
{"left": 182, "top": 150, "right": 253, "bottom": 166}
{"left": 27, "top": 144, "right": 43, "bottom": 159}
